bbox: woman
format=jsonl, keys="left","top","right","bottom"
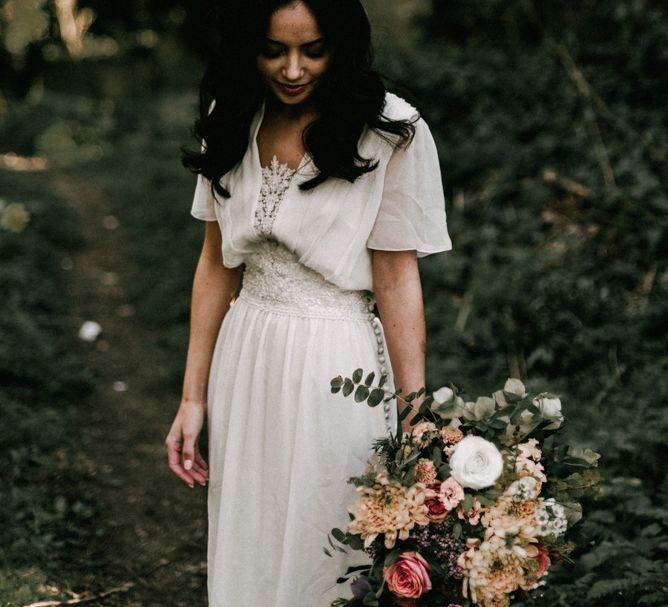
{"left": 165, "top": 1, "right": 452, "bottom": 605}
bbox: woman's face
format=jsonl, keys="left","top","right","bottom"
{"left": 256, "top": 1, "right": 333, "bottom": 106}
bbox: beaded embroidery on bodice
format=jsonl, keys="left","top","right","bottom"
{"left": 253, "top": 155, "right": 296, "bottom": 238}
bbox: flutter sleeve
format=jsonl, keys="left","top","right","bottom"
{"left": 190, "top": 99, "right": 219, "bottom": 222}
{"left": 366, "top": 116, "right": 452, "bottom": 256}
{"left": 190, "top": 174, "right": 218, "bottom": 221}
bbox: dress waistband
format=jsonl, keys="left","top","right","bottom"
{"left": 238, "top": 240, "right": 374, "bottom": 321}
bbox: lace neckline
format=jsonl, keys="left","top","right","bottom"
{"left": 254, "top": 155, "right": 296, "bottom": 238}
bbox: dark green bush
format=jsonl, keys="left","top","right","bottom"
{"left": 0, "top": 173, "right": 98, "bottom": 574}
{"left": 383, "top": 1, "right": 668, "bottom": 604}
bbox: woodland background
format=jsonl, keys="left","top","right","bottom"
{"left": 0, "top": 1, "right": 666, "bottom": 605}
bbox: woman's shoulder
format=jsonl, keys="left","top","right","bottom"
{"left": 380, "top": 91, "right": 420, "bottom": 123}
{"left": 360, "top": 91, "right": 428, "bottom": 154}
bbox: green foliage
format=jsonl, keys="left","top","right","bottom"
{"left": 372, "top": 0, "right": 668, "bottom": 604}
{"left": 0, "top": 171, "right": 99, "bottom": 593}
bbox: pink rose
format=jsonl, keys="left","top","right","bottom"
{"left": 439, "top": 476, "right": 465, "bottom": 511}
{"left": 383, "top": 551, "right": 432, "bottom": 599}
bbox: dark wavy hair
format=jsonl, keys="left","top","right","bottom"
{"left": 182, "top": 0, "right": 418, "bottom": 198}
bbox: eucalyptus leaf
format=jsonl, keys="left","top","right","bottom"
{"left": 399, "top": 405, "right": 412, "bottom": 421}
{"left": 331, "top": 527, "right": 346, "bottom": 543}
{"left": 568, "top": 446, "right": 601, "bottom": 466}
{"left": 354, "top": 385, "right": 370, "bottom": 402}
{"left": 364, "top": 371, "right": 375, "bottom": 386}
{"left": 352, "top": 368, "right": 363, "bottom": 384}
{"left": 368, "top": 388, "right": 385, "bottom": 407}
{"left": 347, "top": 534, "right": 363, "bottom": 550}
{"left": 562, "top": 501, "right": 583, "bottom": 525}
{"left": 343, "top": 379, "right": 354, "bottom": 397}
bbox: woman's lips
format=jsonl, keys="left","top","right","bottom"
{"left": 278, "top": 82, "right": 308, "bottom": 95}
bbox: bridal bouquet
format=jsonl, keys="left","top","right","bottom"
{"left": 326, "top": 371, "right": 601, "bottom": 607}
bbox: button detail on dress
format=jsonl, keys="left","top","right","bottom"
{"left": 364, "top": 295, "right": 393, "bottom": 435}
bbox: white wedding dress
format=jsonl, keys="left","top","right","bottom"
{"left": 189, "top": 91, "right": 452, "bottom": 606}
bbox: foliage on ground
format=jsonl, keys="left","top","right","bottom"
{"left": 0, "top": 169, "right": 101, "bottom": 604}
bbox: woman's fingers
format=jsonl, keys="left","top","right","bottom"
{"left": 187, "top": 453, "right": 208, "bottom": 485}
{"left": 165, "top": 402, "right": 208, "bottom": 487}
{"left": 181, "top": 440, "right": 208, "bottom": 486}
{"left": 195, "top": 451, "right": 209, "bottom": 471}
{"left": 166, "top": 436, "right": 196, "bottom": 487}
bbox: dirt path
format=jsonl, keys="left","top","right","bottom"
{"left": 54, "top": 174, "right": 208, "bottom": 606}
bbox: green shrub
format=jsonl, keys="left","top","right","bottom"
{"left": 0, "top": 173, "right": 98, "bottom": 582}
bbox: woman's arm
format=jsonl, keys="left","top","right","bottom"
{"left": 165, "top": 221, "right": 242, "bottom": 488}
{"left": 371, "top": 249, "right": 426, "bottom": 433}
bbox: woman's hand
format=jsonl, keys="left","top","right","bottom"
{"left": 165, "top": 401, "right": 209, "bottom": 488}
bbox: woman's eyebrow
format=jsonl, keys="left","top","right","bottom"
{"left": 265, "top": 36, "right": 325, "bottom": 47}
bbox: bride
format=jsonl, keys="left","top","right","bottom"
{"left": 165, "top": 1, "right": 452, "bottom": 605}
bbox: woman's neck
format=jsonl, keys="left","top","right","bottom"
{"left": 265, "top": 93, "right": 318, "bottom": 122}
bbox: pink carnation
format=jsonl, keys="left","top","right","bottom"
{"left": 440, "top": 476, "right": 465, "bottom": 511}
{"left": 384, "top": 551, "right": 433, "bottom": 599}
{"left": 457, "top": 498, "right": 483, "bottom": 525}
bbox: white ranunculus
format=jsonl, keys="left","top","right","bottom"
{"left": 449, "top": 435, "right": 504, "bottom": 490}
{"left": 533, "top": 394, "right": 564, "bottom": 429}
{"left": 433, "top": 386, "right": 455, "bottom": 404}
{"left": 503, "top": 377, "right": 527, "bottom": 401}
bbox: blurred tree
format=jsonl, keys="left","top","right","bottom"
{"left": 0, "top": 0, "right": 221, "bottom": 98}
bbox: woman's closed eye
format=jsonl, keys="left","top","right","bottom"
{"left": 260, "top": 43, "right": 283, "bottom": 58}
{"left": 304, "top": 44, "right": 327, "bottom": 58}
{"left": 259, "top": 42, "right": 328, "bottom": 60}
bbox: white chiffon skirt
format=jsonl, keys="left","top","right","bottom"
{"left": 205, "top": 240, "right": 396, "bottom": 607}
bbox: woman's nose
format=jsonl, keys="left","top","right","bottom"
{"left": 282, "top": 53, "right": 304, "bottom": 81}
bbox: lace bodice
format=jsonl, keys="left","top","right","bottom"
{"left": 253, "top": 155, "right": 296, "bottom": 238}
{"left": 239, "top": 239, "right": 393, "bottom": 434}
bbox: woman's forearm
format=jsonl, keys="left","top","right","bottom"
{"left": 371, "top": 250, "right": 427, "bottom": 427}
{"left": 181, "top": 232, "right": 242, "bottom": 405}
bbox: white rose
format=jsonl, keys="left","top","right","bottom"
{"left": 433, "top": 386, "right": 455, "bottom": 404}
{"left": 449, "top": 436, "right": 504, "bottom": 490}
{"left": 503, "top": 377, "right": 527, "bottom": 401}
{"left": 533, "top": 394, "right": 563, "bottom": 429}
